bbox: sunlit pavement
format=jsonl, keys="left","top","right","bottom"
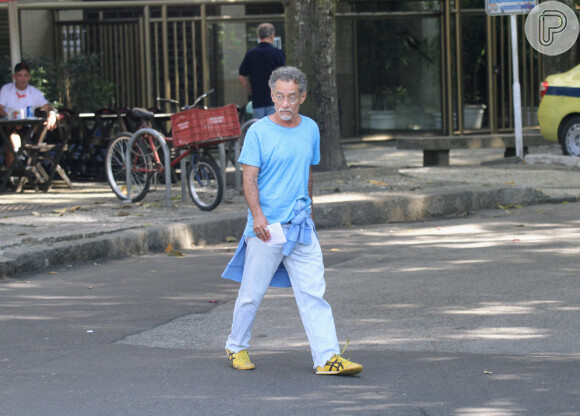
{"left": 1, "top": 202, "right": 579, "bottom": 415}
{"left": 4, "top": 141, "right": 580, "bottom": 280}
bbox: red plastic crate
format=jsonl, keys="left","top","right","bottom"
{"left": 171, "top": 103, "right": 241, "bottom": 149}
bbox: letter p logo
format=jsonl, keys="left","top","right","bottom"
{"left": 539, "top": 10, "right": 566, "bottom": 46}
{"left": 525, "top": 1, "right": 579, "bottom": 56}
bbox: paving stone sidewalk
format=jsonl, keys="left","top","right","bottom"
{"left": 1, "top": 140, "right": 579, "bottom": 278}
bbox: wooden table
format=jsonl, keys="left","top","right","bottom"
{"left": 1, "top": 118, "right": 45, "bottom": 191}
{"left": 0, "top": 116, "right": 73, "bottom": 192}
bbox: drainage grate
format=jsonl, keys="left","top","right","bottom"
{"left": 0, "top": 204, "right": 45, "bottom": 213}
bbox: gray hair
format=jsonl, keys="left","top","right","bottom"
{"left": 257, "top": 23, "right": 275, "bottom": 39}
{"left": 268, "top": 66, "right": 308, "bottom": 95}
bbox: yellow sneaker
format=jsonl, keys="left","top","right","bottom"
{"left": 316, "top": 354, "right": 363, "bottom": 375}
{"left": 226, "top": 348, "right": 256, "bottom": 370}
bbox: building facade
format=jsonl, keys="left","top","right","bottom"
{"left": 1, "top": 0, "right": 553, "bottom": 137}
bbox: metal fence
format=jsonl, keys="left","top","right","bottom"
{"left": 58, "top": 20, "right": 146, "bottom": 108}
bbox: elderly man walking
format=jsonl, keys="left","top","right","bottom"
{"left": 222, "top": 66, "right": 363, "bottom": 376}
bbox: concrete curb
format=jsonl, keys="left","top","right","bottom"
{"left": 0, "top": 184, "right": 547, "bottom": 279}
{"left": 525, "top": 154, "right": 580, "bottom": 168}
{"left": 0, "top": 215, "right": 248, "bottom": 278}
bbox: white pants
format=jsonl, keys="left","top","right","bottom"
{"left": 225, "top": 228, "right": 340, "bottom": 368}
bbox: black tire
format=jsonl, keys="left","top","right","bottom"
{"left": 105, "top": 133, "right": 152, "bottom": 202}
{"left": 187, "top": 155, "right": 223, "bottom": 211}
{"left": 559, "top": 116, "right": 580, "bottom": 156}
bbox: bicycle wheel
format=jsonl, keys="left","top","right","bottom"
{"left": 105, "top": 132, "right": 152, "bottom": 202}
{"left": 187, "top": 154, "right": 223, "bottom": 211}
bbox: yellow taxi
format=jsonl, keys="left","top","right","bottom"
{"left": 537, "top": 64, "right": 580, "bottom": 156}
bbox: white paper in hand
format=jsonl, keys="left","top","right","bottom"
{"left": 264, "top": 223, "right": 287, "bottom": 246}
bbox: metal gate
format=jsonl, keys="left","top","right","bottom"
{"left": 57, "top": 20, "right": 146, "bottom": 108}
{"left": 57, "top": 17, "right": 206, "bottom": 110}
{"left": 448, "top": 6, "right": 543, "bottom": 135}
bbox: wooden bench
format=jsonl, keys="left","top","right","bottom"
{"left": 396, "top": 132, "right": 551, "bottom": 166}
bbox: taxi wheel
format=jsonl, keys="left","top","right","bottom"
{"left": 560, "top": 116, "right": 580, "bottom": 157}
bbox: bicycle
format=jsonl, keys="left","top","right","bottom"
{"left": 104, "top": 91, "right": 238, "bottom": 211}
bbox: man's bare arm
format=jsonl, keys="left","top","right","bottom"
{"left": 243, "top": 164, "right": 270, "bottom": 240}
{"left": 308, "top": 166, "right": 314, "bottom": 221}
{"left": 238, "top": 75, "right": 252, "bottom": 95}
{"left": 41, "top": 104, "right": 57, "bottom": 130}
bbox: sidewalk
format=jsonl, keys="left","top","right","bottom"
{"left": 2, "top": 139, "right": 580, "bottom": 278}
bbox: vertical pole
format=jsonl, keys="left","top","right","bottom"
{"left": 144, "top": 6, "right": 153, "bottom": 108}
{"left": 353, "top": 20, "right": 360, "bottom": 134}
{"left": 201, "top": 5, "right": 210, "bottom": 103}
{"left": 218, "top": 142, "right": 226, "bottom": 194}
{"left": 446, "top": 0, "right": 455, "bottom": 134}
{"left": 499, "top": 17, "right": 506, "bottom": 129}
{"left": 455, "top": 0, "right": 463, "bottom": 133}
{"left": 173, "top": 22, "right": 180, "bottom": 105}
{"left": 181, "top": 150, "right": 187, "bottom": 202}
{"left": 154, "top": 22, "right": 160, "bottom": 100}
{"left": 139, "top": 17, "right": 146, "bottom": 106}
{"left": 162, "top": 5, "right": 171, "bottom": 101}
{"left": 510, "top": 14, "right": 523, "bottom": 159}
{"left": 192, "top": 21, "right": 198, "bottom": 101}
{"left": 52, "top": 10, "right": 58, "bottom": 62}
{"left": 182, "top": 23, "right": 189, "bottom": 106}
{"left": 8, "top": 0, "right": 21, "bottom": 68}
{"left": 486, "top": 14, "right": 496, "bottom": 133}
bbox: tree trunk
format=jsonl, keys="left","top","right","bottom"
{"left": 284, "top": 0, "right": 346, "bottom": 171}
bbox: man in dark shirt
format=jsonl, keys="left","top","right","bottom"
{"left": 238, "top": 23, "right": 286, "bottom": 118}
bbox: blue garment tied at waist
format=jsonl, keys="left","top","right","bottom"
{"left": 221, "top": 199, "right": 315, "bottom": 288}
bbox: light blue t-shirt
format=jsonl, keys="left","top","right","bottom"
{"left": 239, "top": 115, "right": 320, "bottom": 236}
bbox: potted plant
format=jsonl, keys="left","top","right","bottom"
{"left": 463, "top": 92, "right": 486, "bottom": 130}
{"left": 369, "top": 85, "right": 407, "bottom": 129}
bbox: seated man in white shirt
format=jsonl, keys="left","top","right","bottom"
{"left": 0, "top": 61, "right": 56, "bottom": 168}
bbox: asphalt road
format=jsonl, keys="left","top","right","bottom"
{"left": 1, "top": 202, "right": 579, "bottom": 416}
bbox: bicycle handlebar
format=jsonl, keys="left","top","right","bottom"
{"left": 186, "top": 89, "right": 215, "bottom": 109}
{"left": 153, "top": 89, "right": 216, "bottom": 112}
{"left": 155, "top": 98, "right": 180, "bottom": 105}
